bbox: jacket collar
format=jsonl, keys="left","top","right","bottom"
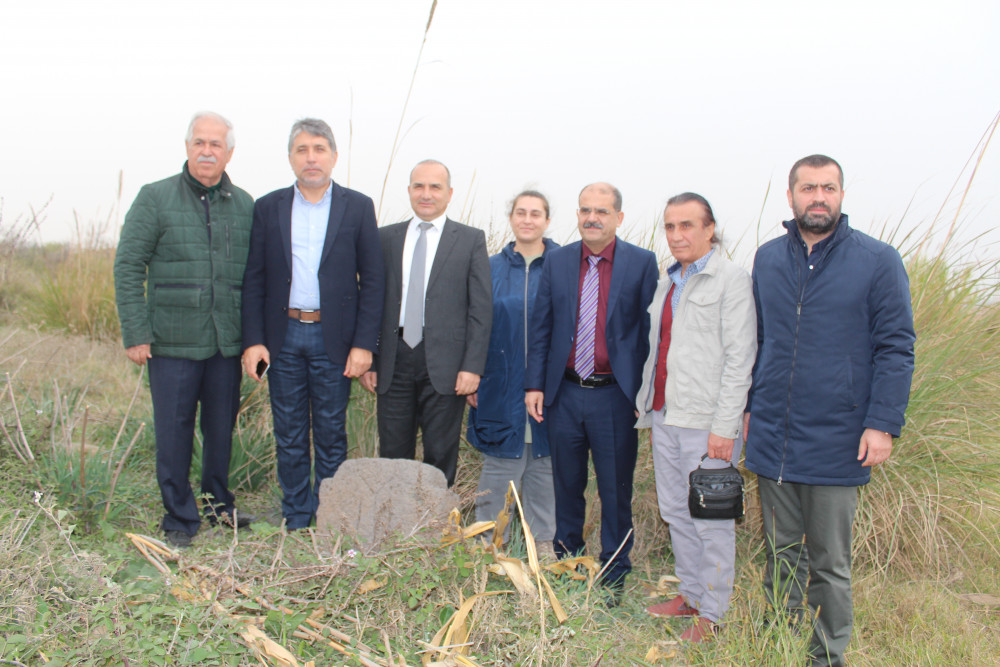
{"left": 501, "top": 237, "right": 558, "bottom": 265}
{"left": 783, "top": 214, "right": 851, "bottom": 252}
{"left": 181, "top": 162, "right": 233, "bottom": 198}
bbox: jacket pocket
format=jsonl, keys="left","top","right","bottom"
{"left": 217, "top": 285, "right": 243, "bottom": 349}
{"left": 844, "top": 356, "right": 858, "bottom": 410}
{"left": 685, "top": 287, "right": 722, "bottom": 332}
{"left": 151, "top": 284, "right": 208, "bottom": 346}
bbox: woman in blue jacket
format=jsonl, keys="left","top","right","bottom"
{"left": 467, "top": 191, "right": 558, "bottom": 553}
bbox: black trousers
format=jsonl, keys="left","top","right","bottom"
{"left": 147, "top": 352, "right": 241, "bottom": 535}
{"left": 377, "top": 338, "right": 466, "bottom": 486}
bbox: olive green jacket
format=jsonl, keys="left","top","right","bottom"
{"left": 114, "top": 164, "right": 254, "bottom": 359}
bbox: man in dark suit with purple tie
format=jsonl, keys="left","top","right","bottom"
{"left": 526, "top": 182, "right": 658, "bottom": 602}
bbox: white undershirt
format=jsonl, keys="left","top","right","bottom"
{"left": 398, "top": 214, "right": 446, "bottom": 326}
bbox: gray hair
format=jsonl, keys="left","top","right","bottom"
{"left": 186, "top": 111, "right": 235, "bottom": 150}
{"left": 665, "top": 192, "right": 721, "bottom": 245}
{"left": 288, "top": 118, "right": 337, "bottom": 153}
{"left": 411, "top": 159, "right": 452, "bottom": 188}
{"left": 579, "top": 182, "right": 623, "bottom": 212}
{"left": 789, "top": 154, "right": 844, "bottom": 189}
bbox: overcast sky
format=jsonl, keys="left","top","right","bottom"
{"left": 2, "top": 0, "right": 997, "bottom": 265}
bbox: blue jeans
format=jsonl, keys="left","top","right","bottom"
{"left": 267, "top": 319, "right": 351, "bottom": 529}
{"left": 147, "top": 352, "right": 241, "bottom": 535}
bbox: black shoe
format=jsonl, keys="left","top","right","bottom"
{"left": 164, "top": 529, "right": 193, "bottom": 548}
{"left": 218, "top": 509, "right": 256, "bottom": 528}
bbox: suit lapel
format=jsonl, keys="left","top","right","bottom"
{"left": 606, "top": 239, "right": 626, "bottom": 324}
{"left": 319, "top": 183, "right": 345, "bottom": 265}
{"left": 388, "top": 221, "right": 409, "bottom": 293}
{"left": 561, "top": 242, "right": 583, "bottom": 326}
{"left": 278, "top": 187, "right": 294, "bottom": 273}
{"left": 427, "top": 218, "right": 459, "bottom": 292}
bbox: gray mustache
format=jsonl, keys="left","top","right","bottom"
{"left": 583, "top": 222, "right": 603, "bottom": 229}
{"left": 197, "top": 156, "right": 218, "bottom": 164}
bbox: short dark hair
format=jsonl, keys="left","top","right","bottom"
{"left": 288, "top": 118, "right": 336, "bottom": 153}
{"left": 579, "top": 182, "right": 622, "bottom": 212}
{"left": 664, "top": 192, "right": 720, "bottom": 245}
{"left": 789, "top": 154, "right": 844, "bottom": 189}
{"left": 508, "top": 190, "right": 550, "bottom": 218}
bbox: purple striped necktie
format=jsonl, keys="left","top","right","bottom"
{"left": 574, "top": 255, "right": 602, "bottom": 379}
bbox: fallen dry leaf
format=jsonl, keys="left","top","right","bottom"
{"left": 958, "top": 593, "right": 1000, "bottom": 607}
{"left": 645, "top": 642, "right": 679, "bottom": 662}
{"left": 357, "top": 578, "right": 387, "bottom": 595}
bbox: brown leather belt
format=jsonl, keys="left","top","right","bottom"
{"left": 564, "top": 368, "right": 617, "bottom": 388}
{"left": 288, "top": 308, "right": 321, "bottom": 322}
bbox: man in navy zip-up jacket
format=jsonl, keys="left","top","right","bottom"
{"left": 745, "top": 155, "right": 915, "bottom": 666}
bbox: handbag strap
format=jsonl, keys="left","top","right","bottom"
{"left": 698, "top": 453, "right": 738, "bottom": 471}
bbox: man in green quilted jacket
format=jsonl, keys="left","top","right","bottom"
{"left": 114, "top": 111, "right": 255, "bottom": 547}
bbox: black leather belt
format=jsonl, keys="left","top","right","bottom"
{"left": 564, "top": 368, "right": 617, "bottom": 388}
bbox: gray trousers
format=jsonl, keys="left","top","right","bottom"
{"left": 758, "top": 477, "right": 858, "bottom": 667}
{"left": 475, "top": 442, "right": 556, "bottom": 542}
{"left": 650, "top": 415, "right": 740, "bottom": 623}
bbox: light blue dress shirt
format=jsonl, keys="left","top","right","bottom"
{"left": 288, "top": 182, "right": 333, "bottom": 310}
{"left": 667, "top": 248, "right": 714, "bottom": 315}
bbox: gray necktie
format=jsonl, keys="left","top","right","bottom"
{"left": 403, "top": 222, "right": 433, "bottom": 348}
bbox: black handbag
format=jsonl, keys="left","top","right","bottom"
{"left": 688, "top": 454, "right": 744, "bottom": 520}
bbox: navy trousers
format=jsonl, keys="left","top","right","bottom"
{"left": 147, "top": 352, "right": 241, "bottom": 535}
{"left": 267, "top": 319, "right": 352, "bottom": 529}
{"left": 546, "top": 379, "right": 638, "bottom": 585}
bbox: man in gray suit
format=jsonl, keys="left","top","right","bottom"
{"left": 360, "top": 160, "right": 492, "bottom": 485}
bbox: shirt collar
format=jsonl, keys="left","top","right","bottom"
{"left": 668, "top": 247, "right": 714, "bottom": 281}
{"left": 582, "top": 237, "right": 616, "bottom": 263}
{"left": 293, "top": 181, "right": 333, "bottom": 205}
{"left": 410, "top": 214, "right": 447, "bottom": 231}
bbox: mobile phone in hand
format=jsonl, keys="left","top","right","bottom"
{"left": 256, "top": 360, "right": 269, "bottom": 379}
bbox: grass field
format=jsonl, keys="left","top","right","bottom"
{"left": 0, "top": 202, "right": 997, "bottom": 666}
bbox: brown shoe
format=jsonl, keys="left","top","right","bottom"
{"left": 647, "top": 595, "right": 699, "bottom": 617}
{"left": 680, "top": 616, "right": 717, "bottom": 643}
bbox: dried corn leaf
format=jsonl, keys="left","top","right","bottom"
{"left": 508, "top": 482, "right": 539, "bottom": 574}
{"left": 958, "top": 593, "right": 1000, "bottom": 607}
{"left": 357, "top": 578, "right": 387, "bottom": 595}
{"left": 491, "top": 555, "right": 536, "bottom": 597}
{"left": 423, "top": 592, "right": 505, "bottom": 665}
{"left": 536, "top": 570, "right": 569, "bottom": 625}
{"left": 239, "top": 624, "right": 302, "bottom": 667}
{"left": 543, "top": 555, "right": 599, "bottom": 581}
{"left": 440, "top": 510, "right": 496, "bottom": 546}
{"left": 492, "top": 485, "right": 516, "bottom": 550}
{"left": 646, "top": 574, "right": 683, "bottom": 598}
{"left": 644, "top": 643, "right": 678, "bottom": 662}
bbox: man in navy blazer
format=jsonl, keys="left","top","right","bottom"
{"left": 526, "top": 182, "right": 658, "bottom": 599}
{"left": 242, "top": 118, "right": 384, "bottom": 529}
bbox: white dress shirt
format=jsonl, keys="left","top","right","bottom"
{"left": 398, "top": 214, "right": 446, "bottom": 326}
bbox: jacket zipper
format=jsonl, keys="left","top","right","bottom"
{"left": 201, "top": 194, "right": 216, "bottom": 309}
{"left": 778, "top": 239, "right": 830, "bottom": 484}
{"left": 523, "top": 260, "right": 530, "bottom": 369}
